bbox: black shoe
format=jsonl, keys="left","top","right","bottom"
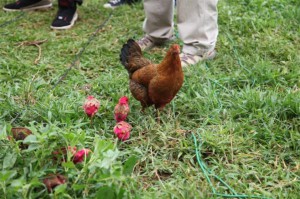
{"left": 103, "top": 0, "right": 126, "bottom": 9}
{"left": 3, "top": 0, "right": 52, "bottom": 11}
{"left": 51, "top": 0, "right": 78, "bottom": 30}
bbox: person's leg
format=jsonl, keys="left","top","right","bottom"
{"left": 177, "top": 0, "right": 218, "bottom": 66}
{"left": 51, "top": 0, "right": 81, "bottom": 30}
{"left": 138, "top": 0, "right": 174, "bottom": 50}
{"left": 143, "top": 0, "right": 174, "bottom": 41}
{"left": 3, "top": 0, "right": 52, "bottom": 11}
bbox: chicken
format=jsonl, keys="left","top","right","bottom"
{"left": 120, "top": 39, "right": 184, "bottom": 112}
{"left": 114, "top": 96, "right": 130, "bottom": 122}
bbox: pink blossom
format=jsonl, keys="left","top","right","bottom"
{"left": 73, "top": 148, "right": 91, "bottom": 164}
{"left": 114, "top": 96, "right": 130, "bottom": 122}
{"left": 113, "top": 121, "right": 132, "bottom": 141}
{"left": 83, "top": 96, "right": 100, "bottom": 118}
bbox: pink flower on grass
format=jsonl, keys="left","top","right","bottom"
{"left": 83, "top": 96, "right": 100, "bottom": 118}
{"left": 114, "top": 96, "right": 130, "bottom": 122}
{"left": 113, "top": 121, "right": 132, "bottom": 141}
{"left": 73, "top": 148, "right": 91, "bottom": 164}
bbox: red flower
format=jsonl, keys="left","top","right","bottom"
{"left": 113, "top": 121, "right": 132, "bottom": 141}
{"left": 73, "top": 148, "right": 91, "bottom": 164}
{"left": 43, "top": 174, "right": 66, "bottom": 192}
{"left": 114, "top": 96, "right": 130, "bottom": 122}
{"left": 83, "top": 96, "right": 100, "bottom": 118}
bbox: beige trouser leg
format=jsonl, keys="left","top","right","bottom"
{"left": 143, "top": 0, "right": 218, "bottom": 56}
{"left": 177, "top": 0, "right": 218, "bottom": 55}
{"left": 143, "top": 0, "right": 174, "bottom": 43}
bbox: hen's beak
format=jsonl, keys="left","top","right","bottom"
{"left": 173, "top": 44, "right": 180, "bottom": 54}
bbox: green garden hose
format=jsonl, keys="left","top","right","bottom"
{"left": 191, "top": 129, "right": 272, "bottom": 199}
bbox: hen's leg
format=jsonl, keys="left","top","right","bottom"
{"left": 156, "top": 109, "right": 160, "bottom": 124}
{"left": 155, "top": 105, "right": 166, "bottom": 124}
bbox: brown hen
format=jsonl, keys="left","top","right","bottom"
{"left": 120, "top": 39, "right": 184, "bottom": 112}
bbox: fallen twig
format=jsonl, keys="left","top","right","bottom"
{"left": 17, "top": 39, "right": 47, "bottom": 64}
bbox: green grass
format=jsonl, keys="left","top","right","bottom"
{"left": 0, "top": 0, "right": 299, "bottom": 198}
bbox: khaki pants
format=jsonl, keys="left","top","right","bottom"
{"left": 143, "top": 0, "right": 218, "bottom": 56}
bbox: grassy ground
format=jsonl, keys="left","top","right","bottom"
{"left": 0, "top": 0, "right": 299, "bottom": 198}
